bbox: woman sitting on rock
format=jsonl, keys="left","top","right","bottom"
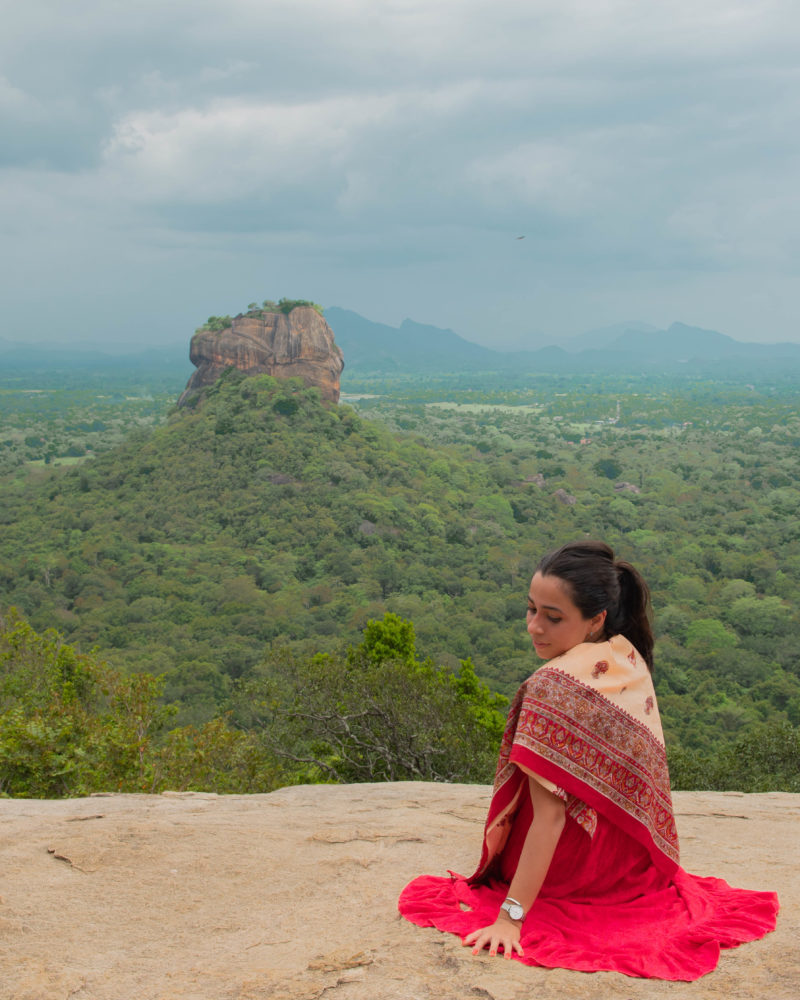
{"left": 398, "top": 540, "right": 779, "bottom": 980}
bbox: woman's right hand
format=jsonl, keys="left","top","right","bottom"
{"left": 462, "top": 916, "right": 524, "bottom": 959}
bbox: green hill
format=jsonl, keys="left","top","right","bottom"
{"left": 0, "top": 371, "right": 548, "bottom": 722}
{"left": 1, "top": 367, "right": 799, "bottom": 791}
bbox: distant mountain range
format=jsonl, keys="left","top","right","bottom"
{"left": 323, "top": 308, "right": 497, "bottom": 372}
{"left": 2, "top": 309, "right": 799, "bottom": 378}
{"left": 325, "top": 308, "right": 800, "bottom": 376}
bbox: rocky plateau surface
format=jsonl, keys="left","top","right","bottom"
{"left": 2, "top": 783, "right": 796, "bottom": 1000}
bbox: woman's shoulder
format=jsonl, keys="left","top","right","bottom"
{"left": 548, "top": 636, "right": 617, "bottom": 670}
{"left": 519, "top": 636, "right": 665, "bottom": 743}
{"left": 529, "top": 635, "right": 646, "bottom": 685}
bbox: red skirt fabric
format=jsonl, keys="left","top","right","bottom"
{"left": 398, "top": 798, "right": 779, "bottom": 981}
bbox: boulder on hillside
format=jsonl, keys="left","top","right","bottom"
{"left": 554, "top": 487, "right": 577, "bottom": 506}
{"left": 178, "top": 306, "right": 344, "bottom": 406}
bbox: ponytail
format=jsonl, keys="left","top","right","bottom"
{"left": 536, "top": 540, "right": 655, "bottom": 671}
{"left": 606, "top": 561, "right": 654, "bottom": 671}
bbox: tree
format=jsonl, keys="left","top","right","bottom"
{"left": 0, "top": 610, "right": 280, "bottom": 797}
{"left": 685, "top": 618, "right": 738, "bottom": 657}
{"left": 0, "top": 609, "right": 172, "bottom": 795}
{"left": 361, "top": 611, "right": 415, "bottom": 664}
{"left": 593, "top": 457, "right": 623, "bottom": 479}
{"left": 671, "top": 722, "right": 800, "bottom": 792}
{"left": 238, "top": 614, "right": 506, "bottom": 784}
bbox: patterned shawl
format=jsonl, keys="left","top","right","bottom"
{"left": 472, "top": 635, "right": 679, "bottom": 881}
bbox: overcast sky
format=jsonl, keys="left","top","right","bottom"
{"left": 3, "top": 0, "right": 799, "bottom": 351}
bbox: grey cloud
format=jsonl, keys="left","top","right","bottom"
{"left": 2, "top": 0, "right": 799, "bottom": 346}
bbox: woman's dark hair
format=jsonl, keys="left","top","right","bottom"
{"left": 536, "top": 540, "right": 654, "bottom": 670}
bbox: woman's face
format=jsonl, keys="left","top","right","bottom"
{"left": 526, "top": 572, "right": 605, "bottom": 661}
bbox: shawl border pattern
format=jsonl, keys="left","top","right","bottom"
{"left": 505, "top": 668, "right": 678, "bottom": 866}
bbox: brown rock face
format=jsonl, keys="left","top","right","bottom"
{"left": 178, "top": 307, "right": 344, "bottom": 405}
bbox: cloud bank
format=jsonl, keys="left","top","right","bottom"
{"left": 3, "top": 0, "right": 799, "bottom": 348}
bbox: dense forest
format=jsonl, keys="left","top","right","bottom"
{"left": 1, "top": 356, "right": 799, "bottom": 795}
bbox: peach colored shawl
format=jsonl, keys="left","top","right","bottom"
{"left": 474, "top": 635, "right": 678, "bottom": 881}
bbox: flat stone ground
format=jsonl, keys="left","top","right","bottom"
{"left": 0, "top": 784, "right": 796, "bottom": 1000}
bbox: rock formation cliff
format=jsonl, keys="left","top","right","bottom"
{"left": 178, "top": 306, "right": 344, "bottom": 405}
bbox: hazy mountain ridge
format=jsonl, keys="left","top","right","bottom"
{"left": 3, "top": 309, "right": 799, "bottom": 375}
{"left": 606, "top": 321, "right": 800, "bottom": 360}
{"left": 326, "top": 309, "right": 800, "bottom": 374}
{"left": 324, "top": 307, "right": 496, "bottom": 371}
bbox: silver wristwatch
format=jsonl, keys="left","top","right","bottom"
{"left": 500, "top": 897, "right": 525, "bottom": 922}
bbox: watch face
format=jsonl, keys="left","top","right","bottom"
{"left": 505, "top": 902, "right": 524, "bottom": 920}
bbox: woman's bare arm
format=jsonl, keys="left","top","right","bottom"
{"left": 463, "top": 775, "right": 566, "bottom": 958}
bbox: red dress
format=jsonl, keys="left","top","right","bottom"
{"left": 398, "top": 636, "right": 779, "bottom": 981}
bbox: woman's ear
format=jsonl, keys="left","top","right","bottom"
{"left": 587, "top": 609, "right": 607, "bottom": 640}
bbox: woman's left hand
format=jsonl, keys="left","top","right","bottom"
{"left": 462, "top": 917, "right": 524, "bottom": 959}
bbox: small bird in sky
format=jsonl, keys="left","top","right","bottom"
{"left": 516, "top": 235, "right": 526, "bottom": 240}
